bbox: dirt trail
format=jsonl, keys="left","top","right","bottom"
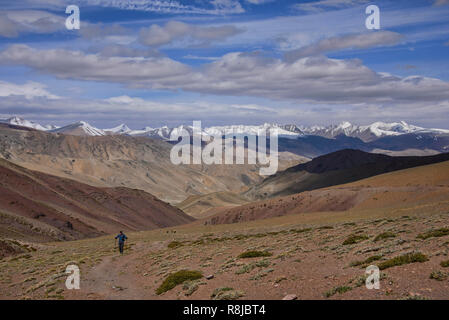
{"left": 66, "top": 241, "right": 166, "bottom": 300}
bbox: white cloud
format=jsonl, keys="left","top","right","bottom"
{"left": 74, "top": 0, "right": 244, "bottom": 15}
{"left": 246, "top": 0, "right": 275, "bottom": 4}
{"left": 2, "top": 92, "right": 449, "bottom": 129}
{"left": 284, "top": 31, "right": 403, "bottom": 61}
{"left": 183, "top": 54, "right": 220, "bottom": 61}
{"left": 0, "top": 81, "right": 60, "bottom": 99}
{"left": 139, "top": 21, "right": 244, "bottom": 47}
{"left": 79, "top": 24, "right": 130, "bottom": 40}
{"left": 3, "top": 0, "right": 246, "bottom": 16}
{"left": 0, "top": 44, "right": 191, "bottom": 87}
{"left": 90, "top": 44, "right": 162, "bottom": 58}
{"left": 210, "top": 0, "right": 245, "bottom": 13}
{"left": 0, "top": 10, "right": 65, "bottom": 37}
{"left": 2, "top": 45, "right": 449, "bottom": 108}
{"left": 293, "top": 0, "right": 368, "bottom": 13}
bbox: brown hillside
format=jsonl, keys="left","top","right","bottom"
{"left": 244, "top": 149, "right": 449, "bottom": 200}
{"left": 0, "top": 124, "right": 269, "bottom": 203}
{"left": 0, "top": 158, "right": 194, "bottom": 243}
{"left": 205, "top": 159, "right": 449, "bottom": 225}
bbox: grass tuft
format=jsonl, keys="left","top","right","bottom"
{"left": 238, "top": 250, "right": 272, "bottom": 259}
{"left": 342, "top": 234, "right": 369, "bottom": 245}
{"left": 378, "top": 252, "right": 428, "bottom": 270}
{"left": 325, "top": 286, "right": 352, "bottom": 298}
{"left": 374, "top": 232, "right": 396, "bottom": 242}
{"left": 167, "top": 241, "right": 183, "bottom": 249}
{"left": 350, "top": 255, "right": 382, "bottom": 267}
{"left": 440, "top": 260, "right": 449, "bottom": 268}
{"left": 211, "top": 287, "right": 244, "bottom": 300}
{"left": 417, "top": 228, "right": 449, "bottom": 240}
{"left": 430, "top": 270, "right": 447, "bottom": 281}
{"left": 156, "top": 270, "right": 202, "bottom": 295}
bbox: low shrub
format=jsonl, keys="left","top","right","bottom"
{"left": 167, "top": 241, "right": 183, "bottom": 249}
{"left": 238, "top": 251, "right": 272, "bottom": 259}
{"left": 417, "top": 228, "right": 449, "bottom": 240}
{"left": 440, "top": 260, "right": 449, "bottom": 268}
{"left": 350, "top": 255, "right": 382, "bottom": 267}
{"left": 211, "top": 287, "right": 244, "bottom": 300}
{"left": 156, "top": 270, "right": 203, "bottom": 295}
{"left": 325, "top": 286, "right": 352, "bottom": 298}
{"left": 378, "top": 252, "right": 428, "bottom": 270}
{"left": 342, "top": 234, "right": 369, "bottom": 245}
{"left": 374, "top": 232, "right": 396, "bottom": 242}
{"left": 429, "top": 270, "right": 447, "bottom": 281}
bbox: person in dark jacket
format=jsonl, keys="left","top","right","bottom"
{"left": 115, "top": 231, "right": 128, "bottom": 254}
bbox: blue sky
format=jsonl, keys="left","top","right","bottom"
{"left": 1, "top": 0, "right": 449, "bottom": 129}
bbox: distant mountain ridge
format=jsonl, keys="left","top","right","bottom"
{"left": 244, "top": 149, "right": 449, "bottom": 200}
{"left": 3, "top": 116, "right": 449, "bottom": 159}
{"left": 300, "top": 121, "right": 449, "bottom": 142}
{"left": 206, "top": 158, "right": 449, "bottom": 226}
{"left": 4, "top": 116, "right": 449, "bottom": 142}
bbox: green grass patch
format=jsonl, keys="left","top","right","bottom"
{"left": 325, "top": 286, "right": 352, "bottom": 298}
{"left": 167, "top": 241, "right": 183, "bottom": 249}
{"left": 440, "top": 260, "right": 449, "bottom": 268}
{"left": 350, "top": 255, "right": 382, "bottom": 267}
{"left": 417, "top": 228, "right": 449, "bottom": 240}
{"left": 378, "top": 252, "right": 428, "bottom": 270}
{"left": 235, "top": 259, "right": 271, "bottom": 275}
{"left": 342, "top": 234, "right": 369, "bottom": 245}
{"left": 156, "top": 270, "right": 203, "bottom": 295}
{"left": 238, "top": 250, "right": 272, "bottom": 259}
{"left": 429, "top": 270, "right": 447, "bottom": 281}
{"left": 374, "top": 232, "right": 396, "bottom": 242}
{"left": 211, "top": 287, "right": 244, "bottom": 300}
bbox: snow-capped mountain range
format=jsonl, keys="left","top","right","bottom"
{"left": 2, "top": 116, "right": 449, "bottom": 142}
{"left": 0, "top": 116, "right": 56, "bottom": 131}
{"left": 299, "top": 121, "right": 447, "bottom": 142}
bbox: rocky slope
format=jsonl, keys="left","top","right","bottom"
{"left": 0, "top": 124, "right": 272, "bottom": 204}
{"left": 0, "top": 158, "right": 194, "bottom": 243}
{"left": 244, "top": 149, "right": 449, "bottom": 200}
{"left": 206, "top": 158, "right": 449, "bottom": 225}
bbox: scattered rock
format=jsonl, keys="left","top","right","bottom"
{"left": 282, "top": 294, "right": 297, "bottom": 300}
{"left": 112, "top": 285, "right": 125, "bottom": 291}
{"left": 206, "top": 274, "right": 214, "bottom": 280}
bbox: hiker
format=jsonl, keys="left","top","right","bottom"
{"left": 115, "top": 231, "right": 128, "bottom": 254}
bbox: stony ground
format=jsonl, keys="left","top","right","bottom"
{"left": 1, "top": 208, "right": 449, "bottom": 300}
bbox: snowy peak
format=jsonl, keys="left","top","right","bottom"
{"left": 0, "top": 116, "right": 48, "bottom": 131}
{"left": 104, "top": 123, "right": 131, "bottom": 134}
{"left": 361, "top": 121, "right": 423, "bottom": 137}
{"left": 51, "top": 121, "right": 105, "bottom": 136}
{"left": 204, "top": 123, "right": 304, "bottom": 137}
{"left": 301, "top": 121, "right": 440, "bottom": 142}
{"left": 2, "top": 116, "right": 449, "bottom": 141}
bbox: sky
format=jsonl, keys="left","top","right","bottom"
{"left": 0, "top": 0, "right": 449, "bottom": 129}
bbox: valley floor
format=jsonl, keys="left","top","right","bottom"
{"left": 2, "top": 201, "right": 449, "bottom": 300}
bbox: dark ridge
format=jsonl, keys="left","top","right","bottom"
{"left": 289, "top": 149, "right": 449, "bottom": 174}
{"left": 245, "top": 149, "right": 449, "bottom": 200}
